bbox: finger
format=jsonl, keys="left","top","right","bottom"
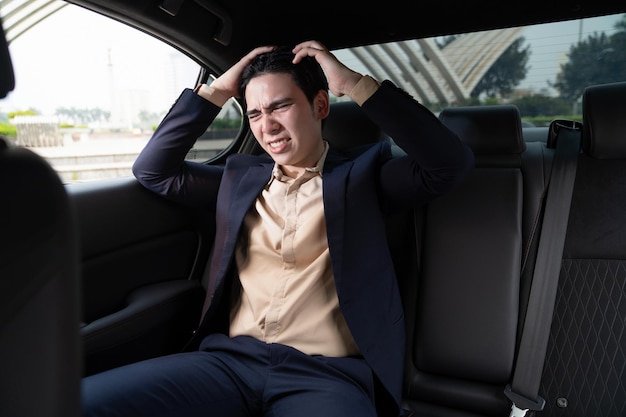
{"left": 241, "top": 45, "right": 276, "bottom": 64}
{"left": 293, "top": 40, "right": 327, "bottom": 55}
{"left": 249, "top": 45, "right": 277, "bottom": 56}
{"left": 292, "top": 42, "right": 330, "bottom": 64}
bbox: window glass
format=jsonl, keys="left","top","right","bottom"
{"left": 1, "top": 4, "right": 242, "bottom": 183}
{"left": 333, "top": 13, "right": 625, "bottom": 123}
{"left": 2, "top": 3, "right": 624, "bottom": 183}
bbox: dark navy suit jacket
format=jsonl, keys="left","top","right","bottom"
{"left": 132, "top": 80, "right": 474, "bottom": 416}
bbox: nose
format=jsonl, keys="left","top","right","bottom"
{"left": 261, "top": 114, "right": 280, "bottom": 134}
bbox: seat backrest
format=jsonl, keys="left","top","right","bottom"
{"left": 0, "top": 16, "right": 82, "bottom": 417}
{"left": 400, "top": 105, "right": 546, "bottom": 417}
{"left": 322, "top": 100, "right": 387, "bottom": 150}
{"left": 0, "top": 138, "right": 82, "bottom": 417}
{"left": 538, "top": 82, "right": 626, "bottom": 417}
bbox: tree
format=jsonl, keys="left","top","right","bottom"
{"left": 138, "top": 110, "right": 161, "bottom": 130}
{"left": 471, "top": 37, "right": 530, "bottom": 99}
{"left": 55, "top": 107, "right": 110, "bottom": 126}
{"left": 554, "top": 15, "right": 626, "bottom": 101}
{"left": 511, "top": 93, "right": 571, "bottom": 117}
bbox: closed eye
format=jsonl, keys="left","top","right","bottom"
{"left": 246, "top": 102, "right": 293, "bottom": 120}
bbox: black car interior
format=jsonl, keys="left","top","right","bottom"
{"left": 74, "top": 83, "right": 626, "bottom": 417}
{"left": 2, "top": 4, "right": 625, "bottom": 416}
{"left": 71, "top": 81, "right": 626, "bottom": 417}
{"left": 403, "top": 104, "right": 532, "bottom": 416}
{"left": 74, "top": 177, "right": 208, "bottom": 376}
{"left": 541, "top": 82, "right": 626, "bottom": 417}
{"left": 0, "top": 17, "right": 82, "bottom": 417}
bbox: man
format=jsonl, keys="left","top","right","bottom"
{"left": 82, "top": 40, "right": 474, "bottom": 417}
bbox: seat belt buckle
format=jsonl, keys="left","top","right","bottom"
{"left": 504, "top": 384, "right": 546, "bottom": 416}
{"left": 509, "top": 403, "right": 529, "bottom": 417}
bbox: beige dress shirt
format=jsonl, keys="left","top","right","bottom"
{"left": 229, "top": 143, "right": 360, "bottom": 357}
{"left": 229, "top": 75, "right": 380, "bottom": 357}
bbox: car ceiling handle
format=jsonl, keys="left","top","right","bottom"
{"left": 159, "top": 0, "right": 232, "bottom": 46}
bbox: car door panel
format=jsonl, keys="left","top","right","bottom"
{"left": 67, "top": 177, "right": 214, "bottom": 375}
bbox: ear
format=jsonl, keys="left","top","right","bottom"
{"left": 313, "top": 90, "right": 330, "bottom": 120}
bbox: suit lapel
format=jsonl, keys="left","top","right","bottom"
{"left": 203, "top": 160, "right": 270, "bottom": 318}
{"left": 322, "top": 150, "right": 353, "bottom": 290}
{"left": 232, "top": 164, "right": 272, "bottom": 223}
{"left": 224, "top": 163, "right": 272, "bottom": 256}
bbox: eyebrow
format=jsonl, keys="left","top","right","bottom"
{"left": 245, "top": 97, "right": 292, "bottom": 117}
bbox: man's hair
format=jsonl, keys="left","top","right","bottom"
{"left": 239, "top": 46, "right": 329, "bottom": 104}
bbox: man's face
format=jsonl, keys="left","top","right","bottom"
{"left": 245, "top": 72, "right": 329, "bottom": 177}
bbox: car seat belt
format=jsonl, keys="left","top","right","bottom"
{"left": 504, "top": 119, "right": 582, "bottom": 417}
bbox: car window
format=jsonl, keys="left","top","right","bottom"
{"left": 1, "top": 3, "right": 242, "bottom": 183}
{"left": 332, "top": 13, "right": 625, "bottom": 122}
{"left": 1, "top": 3, "right": 624, "bottom": 182}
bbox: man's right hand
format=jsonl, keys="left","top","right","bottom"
{"left": 200, "top": 45, "right": 276, "bottom": 106}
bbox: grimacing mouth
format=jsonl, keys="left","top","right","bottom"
{"left": 268, "top": 138, "right": 291, "bottom": 148}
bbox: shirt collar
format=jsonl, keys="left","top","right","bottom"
{"left": 269, "top": 141, "right": 329, "bottom": 185}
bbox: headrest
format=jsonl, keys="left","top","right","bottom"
{"left": 439, "top": 105, "right": 525, "bottom": 167}
{"left": 322, "top": 101, "right": 386, "bottom": 151}
{"left": 582, "top": 82, "right": 626, "bottom": 159}
{"left": 0, "top": 17, "right": 15, "bottom": 99}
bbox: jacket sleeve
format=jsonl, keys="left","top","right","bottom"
{"left": 361, "top": 80, "right": 474, "bottom": 208}
{"left": 132, "top": 88, "right": 225, "bottom": 209}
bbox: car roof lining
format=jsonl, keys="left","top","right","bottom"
{"left": 62, "top": 0, "right": 626, "bottom": 72}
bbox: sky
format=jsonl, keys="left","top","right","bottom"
{"left": 519, "top": 14, "right": 622, "bottom": 93}
{"left": 1, "top": 5, "right": 623, "bottom": 116}
{"left": 2, "top": 5, "right": 201, "bottom": 117}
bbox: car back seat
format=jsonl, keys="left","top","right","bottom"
{"left": 538, "top": 81, "right": 626, "bottom": 417}
{"left": 399, "top": 105, "right": 549, "bottom": 417}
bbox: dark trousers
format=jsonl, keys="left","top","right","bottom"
{"left": 82, "top": 334, "right": 378, "bottom": 417}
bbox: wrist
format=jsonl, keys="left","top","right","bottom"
{"left": 348, "top": 75, "right": 381, "bottom": 106}
{"left": 194, "top": 83, "right": 231, "bottom": 107}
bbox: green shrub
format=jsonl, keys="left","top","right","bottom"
{"left": 8, "top": 109, "right": 38, "bottom": 119}
{"left": 524, "top": 115, "right": 583, "bottom": 127}
{"left": 0, "top": 122, "right": 17, "bottom": 137}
